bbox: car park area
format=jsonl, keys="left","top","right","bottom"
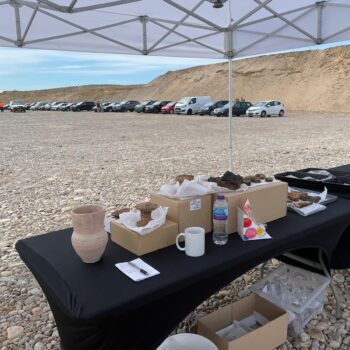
{"left": 0, "top": 98, "right": 286, "bottom": 118}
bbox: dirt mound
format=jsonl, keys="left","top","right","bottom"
{"left": 1, "top": 45, "right": 350, "bottom": 112}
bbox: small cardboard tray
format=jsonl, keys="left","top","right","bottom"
{"left": 289, "top": 187, "right": 337, "bottom": 206}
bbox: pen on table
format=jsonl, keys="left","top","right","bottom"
{"left": 128, "top": 261, "right": 149, "bottom": 276}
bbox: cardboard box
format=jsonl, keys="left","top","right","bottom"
{"left": 150, "top": 194, "right": 212, "bottom": 233}
{"left": 213, "top": 182, "right": 288, "bottom": 234}
{"left": 198, "top": 294, "right": 288, "bottom": 350}
{"left": 110, "top": 220, "right": 178, "bottom": 256}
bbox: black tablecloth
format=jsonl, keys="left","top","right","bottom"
{"left": 16, "top": 198, "right": 350, "bottom": 350}
{"left": 330, "top": 164, "right": 350, "bottom": 173}
{"left": 275, "top": 164, "right": 350, "bottom": 269}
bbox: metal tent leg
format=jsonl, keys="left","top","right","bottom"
{"left": 228, "top": 57, "right": 233, "bottom": 172}
{"left": 260, "top": 261, "right": 269, "bottom": 279}
{"left": 318, "top": 249, "right": 341, "bottom": 319}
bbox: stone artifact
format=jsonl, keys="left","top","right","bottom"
{"left": 176, "top": 174, "right": 194, "bottom": 184}
{"left": 288, "top": 192, "right": 301, "bottom": 202}
{"left": 265, "top": 177, "right": 274, "bottom": 182}
{"left": 300, "top": 193, "right": 321, "bottom": 203}
{"left": 71, "top": 205, "right": 108, "bottom": 263}
{"left": 242, "top": 177, "right": 252, "bottom": 186}
{"left": 251, "top": 176, "right": 261, "bottom": 183}
{"left": 111, "top": 208, "right": 130, "bottom": 218}
{"left": 135, "top": 202, "right": 158, "bottom": 227}
{"left": 208, "top": 171, "right": 243, "bottom": 190}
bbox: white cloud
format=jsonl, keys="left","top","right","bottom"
{"left": 0, "top": 47, "right": 224, "bottom": 79}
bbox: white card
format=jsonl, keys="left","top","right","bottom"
{"left": 115, "top": 258, "right": 160, "bottom": 282}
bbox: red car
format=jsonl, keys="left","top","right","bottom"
{"left": 0, "top": 101, "right": 4, "bottom": 112}
{"left": 161, "top": 102, "right": 176, "bottom": 114}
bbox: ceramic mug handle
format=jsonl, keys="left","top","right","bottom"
{"left": 176, "top": 233, "right": 186, "bottom": 251}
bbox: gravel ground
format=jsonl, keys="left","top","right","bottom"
{"left": 1, "top": 110, "right": 350, "bottom": 350}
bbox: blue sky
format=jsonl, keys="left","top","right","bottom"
{"left": 0, "top": 41, "right": 349, "bottom": 92}
{"left": 0, "top": 48, "right": 223, "bottom": 91}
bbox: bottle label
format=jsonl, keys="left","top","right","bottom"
{"left": 213, "top": 207, "right": 228, "bottom": 220}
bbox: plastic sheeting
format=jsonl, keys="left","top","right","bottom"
{"left": 1, "top": 0, "right": 350, "bottom": 59}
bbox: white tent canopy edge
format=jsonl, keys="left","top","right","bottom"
{"left": 1, "top": 0, "right": 350, "bottom": 170}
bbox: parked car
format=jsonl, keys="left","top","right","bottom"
{"left": 0, "top": 101, "right": 4, "bottom": 112}
{"left": 246, "top": 101, "right": 285, "bottom": 117}
{"left": 113, "top": 100, "right": 139, "bottom": 112}
{"left": 92, "top": 102, "right": 110, "bottom": 112}
{"left": 135, "top": 100, "right": 157, "bottom": 113}
{"left": 30, "top": 102, "right": 48, "bottom": 111}
{"left": 59, "top": 103, "right": 74, "bottom": 111}
{"left": 175, "top": 96, "right": 212, "bottom": 115}
{"left": 145, "top": 100, "right": 171, "bottom": 113}
{"left": 103, "top": 102, "right": 119, "bottom": 112}
{"left": 10, "top": 100, "right": 26, "bottom": 113}
{"left": 198, "top": 100, "right": 228, "bottom": 116}
{"left": 51, "top": 102, "right": 66, "bottom": 111}
{"left": 161, "top": 102, "right": 177, "bottom": 114}
{"left": 25, "top": 103, "right": 35, "bottom": 110}
{"left": 47, "top": 101, "right": 65, "bottom": 110}
{"left": 71, "top": 101, "right": 96, "bottom": 112}
{"left": 218, "top": 101, "right": 253, "bottom": 117}
{"left": 4, "top": 104, "right": 10, "bottom": 110}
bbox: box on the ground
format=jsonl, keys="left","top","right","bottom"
{"left": 110, "top": 220, "right": 178, "bottom": 256}
{"left": 198, "top": 294, "right": 288, "bottom": 350}
{"left": 213, "top": 182, "right": 288, "bottom": 234}
{"left": 150, "top": 194, "right": 212, "bottom": 233}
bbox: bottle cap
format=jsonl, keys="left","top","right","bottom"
{"left": 217, "top": 194, "right": 225, "bottom": 200}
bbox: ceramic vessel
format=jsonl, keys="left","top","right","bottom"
{"left": 71, "top": 205, "right": 108, "bottom": 263}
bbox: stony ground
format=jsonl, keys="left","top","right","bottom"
{"left": 0, "top": 110, "right": 350, "bottom": 350}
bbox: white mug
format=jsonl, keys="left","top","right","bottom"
{"left": 176, "top": 227, "right": 205, "bottom": 257}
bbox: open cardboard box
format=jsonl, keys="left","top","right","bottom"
{"left": 150, "top": 194, "right": 212, "bottom": 233}
{"left": 213, "top": 182, "right": 288, "bottom": 234}
{"left": 110, "top": 219, "right": 178, "bottom": 256}
{"left": 198, "top": 294, "right": 288, "bottom": 350}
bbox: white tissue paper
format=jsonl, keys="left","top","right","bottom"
{"left": 118, "top": 206, "right": 168, "bottom": 235}
{"left": 159, "top": 178, "right": 233, "bottom": 199}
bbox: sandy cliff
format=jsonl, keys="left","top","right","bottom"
{"left": 1, "top": 45, "right": 350, "bottom": 112}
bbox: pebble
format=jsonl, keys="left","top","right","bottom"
{"left": 7, "top": 325, "right": 24, "bottom": 340}
{"left": 299, "top": 332, "right": 310, "bottom": 342}
{"left": 333, "top": 273, "right": 345, "bottom": 283}
{"left": 343, "top": 336, "right": 350, "bottom": 345}
{"left": 308, "top": 326, "right": 325, "bottom": 342}
{"left": 2, "top": 112, "right": 350, "bottom": 350}
{"left": 34, "top": 342, "right": 46, "bottom": 350}
{"left": 329, "top": 340, "right": 341, "bottom": 348}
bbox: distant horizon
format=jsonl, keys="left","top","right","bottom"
{"left": 0, "top": 41, "right": 349, "bottom": 93}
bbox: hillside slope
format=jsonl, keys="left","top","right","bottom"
{"left": 1, "top": 46, "right": 350, "bottom": 112}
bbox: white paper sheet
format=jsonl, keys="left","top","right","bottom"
{"left": 115, "top": 258, "right": 160, "bottom": 282}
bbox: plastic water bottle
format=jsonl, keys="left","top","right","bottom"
{"left": 213, "top": 194, "right": 228, "bottom": 245}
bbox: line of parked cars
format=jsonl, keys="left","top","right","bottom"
{"left": 0, "top": 97, "right": 285, "bottom": 117}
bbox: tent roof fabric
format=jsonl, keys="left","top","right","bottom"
{"left": 1, "top": 0, "right": 350, "bottom": 59}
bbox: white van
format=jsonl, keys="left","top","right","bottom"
{"left": 175, "top": 96, "right": 212, "bottom": 115}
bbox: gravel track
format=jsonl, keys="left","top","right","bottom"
{"left": 1, "top": 111, "right": 350, "bottom": 350}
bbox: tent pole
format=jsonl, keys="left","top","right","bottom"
{"left": 228, "top": 57, "right": 233, "bottom": 172}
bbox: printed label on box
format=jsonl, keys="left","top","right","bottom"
{"left": 190, "top": 198, "right": 201, "bottom": 211}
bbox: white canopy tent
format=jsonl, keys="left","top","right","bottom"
{"left": 1, "top": 0, "right": 350, "bottom": 170}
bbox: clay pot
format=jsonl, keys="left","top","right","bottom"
{"left": 71, "top": 205, "right": 108, "bottom": 263}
